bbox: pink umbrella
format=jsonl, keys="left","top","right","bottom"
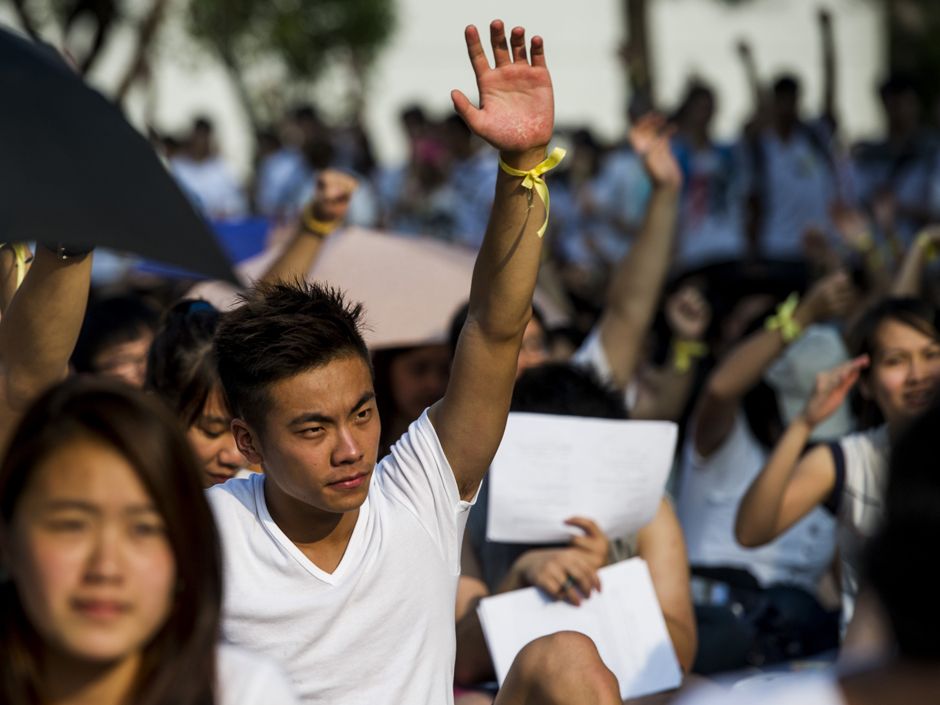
{"left": 188, "top": 226, "right": 567, "bottom": 350}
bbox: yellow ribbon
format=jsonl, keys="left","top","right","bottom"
{"left": 765, "top": 292, "right": 803, "bottom": 343}
{"left": 498, "top": 147, "right": 567, "bottom": 238}
{"left": 917, "top": 231, "right": 939, "bottom": 263}
{"left": 672, "top": 339, "right": 709, "bottom": 373}
{"left": 300, "top": 206, "right": 340, "bottom": 237}
{"left": 0, "top": 242, "right": 33, "bottom": 289}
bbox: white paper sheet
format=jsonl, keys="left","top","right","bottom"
{"left": 476, "top": 558, "right": 683, "bottom": 700}
{"left": 486, "top": 413, "right": 677, "bottom": 543}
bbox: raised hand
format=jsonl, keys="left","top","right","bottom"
{"left": 451, "top": 20, "right": 553, "bottom": 167}
{"left": 803, "top": 355, "right": 869, "bottom": 426}
{"left": 799, "top": 269, "right": 857, "bottom": 323}
{"left": 665, "top": 285, "right": 712, "bottom": 341}
{"left": 628, "top": 113, "right": 681, "bottom": 190}
{"left": 307, "top": 169, "right": 358, "bottom": 224}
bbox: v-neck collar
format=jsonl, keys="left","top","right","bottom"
{"left": 253, "top": 475, "right": 370, "bottom": 585}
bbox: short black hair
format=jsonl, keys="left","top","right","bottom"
{"left": 214, "top": 281, "right": 371, "bottom": 431}
{"left": 71, "top": 293, "right": 159, "bottom": 373}
{"left": 866, "top": 401, "right": 940, "bottom": 661}
{"left": 773, "top": 74, "right": 800, "bottom": 97}
{"left": 511, "top": 363, "right": 628, "bottom": 420}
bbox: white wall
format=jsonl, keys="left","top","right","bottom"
{"left": 2, "top": 0, "right": 886, "bottom": 179}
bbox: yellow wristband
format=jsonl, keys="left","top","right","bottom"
{"left": 672, "top": 339, "right": 709, "bottom": 373}
{"left": 765, "top": 292, "right": 803, "bottom": 343}
{"left": 497, "top": 147, "right": 567, "bottom": 238}
{"left": 852, "top": 230, "right": 875, "bottom": 253}
{"left": 301, "top": 206, "right": 340, "bottom": 237}
{"left": 0, "top": 242, "right": 33, "bottom": 289}
{"left": 916, "top": 231, "right": 939, "bottom": 263}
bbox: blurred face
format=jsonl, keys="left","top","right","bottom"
{"left": 388, "top": 345, "right": 450, "bottom": 423}
{"left": 91, "top": 331, "right": 153, "bottom": 389}
{"left": 866, "top": 319, "right": 940, "bottom": 428}
{"left": 773, "top": 89, "right": 799, "bottom": 124}
{"left": 5, "top": 437, "right": 175, "bottom": 664}
{"left": 686, "top": 92, "right": 715, "bottom": 129}
{"left": 517, "top": 318, "right": 549, "bottom": 378}
{"left": 187, "top": 387, "right": 245, "bottom": 487}
{"left": 236, "top": 356, "right": 381, "bottom": 515}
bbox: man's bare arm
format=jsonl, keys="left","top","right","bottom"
{"left": 430, "top": 20, "right": 556, "bottom": 499}
{"left": 0, "top": 247, "right": 92, "bottom": 449}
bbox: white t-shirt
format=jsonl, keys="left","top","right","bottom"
{"left": 676, "top": 413, "right": 836, "bottom": 592}
{"left": 207, "top": 410, "right": 475, "bottom": 704}
{"left": 217, "top": 643, "right": 299, "bottom": 705}
{"left": 677, "top": 672, "right": 844, "bottom": 705}
{"left": 753, "top": 127, "right": 837, "bottom": 260}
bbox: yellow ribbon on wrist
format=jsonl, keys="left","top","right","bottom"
{"left": 0, "top": 242, "right": 33, "bottom": 289}
{"left": 916, "top": 231, "right": 939, "bottom": 263}
{"left": 301, "top": 205, "right": 340, "bottom": 238}
{"left": 498, "top": 147, "right": 567, "bottom": 238}
{"left": 765, "top": 292, "right": 803, "bottom": 343}
{"left": 672, "top": 339, "right": 709, "bottom": 373}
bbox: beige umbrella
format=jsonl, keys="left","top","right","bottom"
{"left": 188, "top": 226, "right": 567, "bottom": 350}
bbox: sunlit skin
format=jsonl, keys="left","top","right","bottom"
{"left": 388, "top": 344, "right": 450, "bottom": 423}
{"left": 5, "top": 437, "right": 175, "bottom": 667}
{"left": 863, "top": 319, "right": 940, "bottom": 432}
{"left": 232, "top": 355, "right": 381, "bottom": 571}
{"left": 187, "top": 386, "right": 245, "bottom": 487}
{"left": 91, "top": 331, "right": 153, "bottom": 389}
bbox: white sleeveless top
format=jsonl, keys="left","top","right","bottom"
{"left": 827, "top": 425, "right": 891, "bottom": 629}
{"left": 677, "top": 412, "right": 836, "bottom": 592}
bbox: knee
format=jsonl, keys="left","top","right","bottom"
{"left": 512, "top": 631, "right": 618, "bottom": 693}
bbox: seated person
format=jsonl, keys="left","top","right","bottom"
{"left": 206, "top": 21, "right": 622, "bottom": 705}
{"left": 735, "top": 297, "right": 940, "bottom": 634}
{"left": 71, "top": 292, "right": 159, "bottom": 388}
{"left": 677, "top": 270, "right": 858, "bottom": 672}
{"left": 678, "top": 399, "right": 940, "bottom": 705}
{"left": 455, "top": 363, "right": 697, "bottom": 691}
{"left": 147, "top": 299, "right": 249, "bottom": 486}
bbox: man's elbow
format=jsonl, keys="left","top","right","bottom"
{"left": 463, "top": 306, "right": 531, "bottom": 345}
{"left": 734, "top": 516, "right": 769, "bottom": 548}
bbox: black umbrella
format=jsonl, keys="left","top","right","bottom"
{"left": 0, "top": 27, "right": 238, "bottom": 283}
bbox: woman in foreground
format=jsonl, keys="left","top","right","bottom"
{"left": 0, "top": 378, "right": 296, "bottom": 705}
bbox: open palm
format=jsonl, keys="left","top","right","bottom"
{"left": 804, "top": 356, "right": 869, "bottom": 426}
{"left": 451, "top": 21, "right": 554, "bottom": 156}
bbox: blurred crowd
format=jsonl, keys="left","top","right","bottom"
{"left": 2, "top": 9, "right": 940, "bottom": 705}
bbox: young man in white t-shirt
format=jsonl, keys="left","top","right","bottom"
{"left": 208, "top": 20, "right": 622, "bottom": 705}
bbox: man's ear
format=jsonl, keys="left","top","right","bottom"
{"left": 232, "top": 419, "right": 263, "bottom": 465}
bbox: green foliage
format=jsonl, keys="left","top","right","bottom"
{"left": 187, "top": 0, "right": 396, "bottom": 78}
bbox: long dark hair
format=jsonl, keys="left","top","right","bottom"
{"left": 865, "top": 400, "right": 940, "bottom": 661}
{"left": 147, "top": 299, "right": 222, "bottom": 428}
{"left": 0, "top": 378, "right": 222, "bottom": 705}
{"left": 847, "top": 297, "right": 940, "bottom": 428}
